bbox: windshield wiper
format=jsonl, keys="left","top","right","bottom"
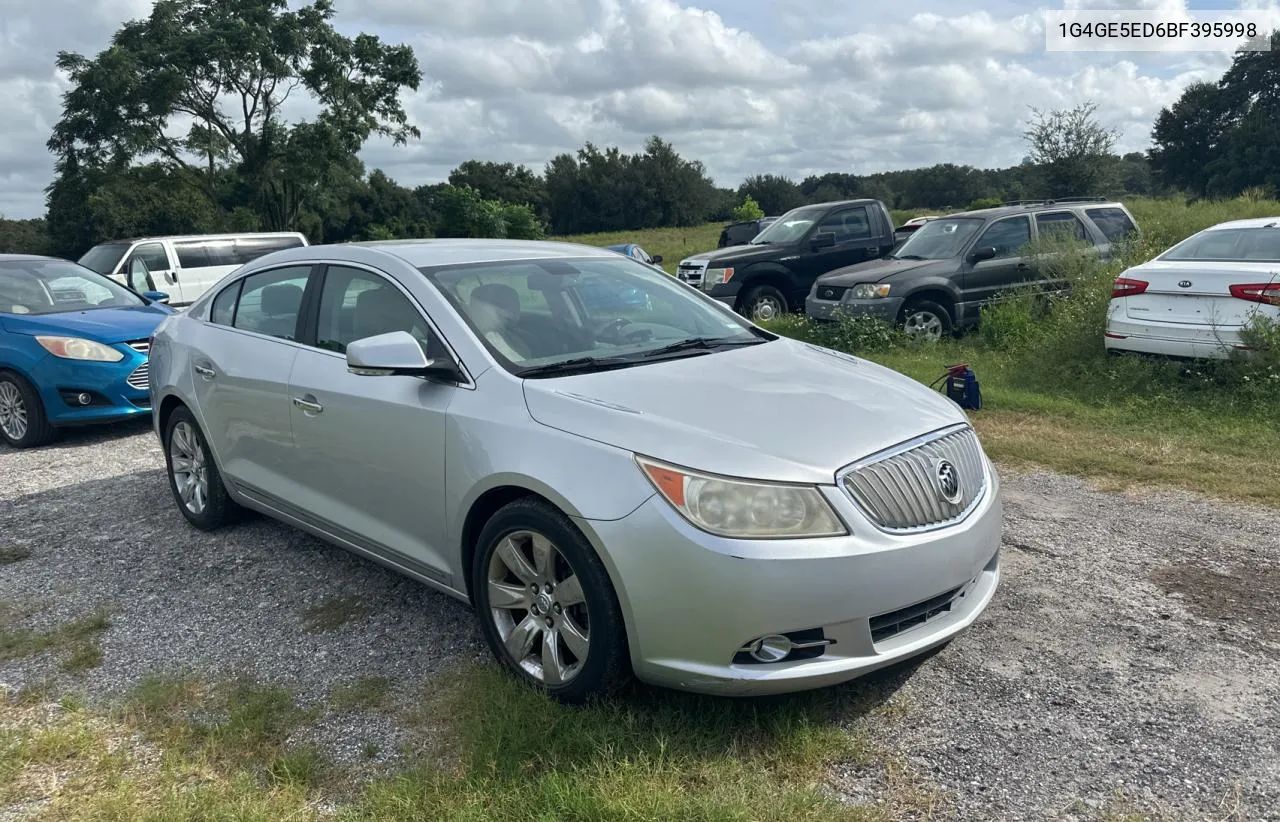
{"left": 516, "top": 356, "right": 638, "bottom": 378}
{"left": 891, "top": 254, "right": 926, "bottom": 260}
{"left": 640, "top": 336, "right": 767, "bottom": 358}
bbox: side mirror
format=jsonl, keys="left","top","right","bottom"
{"left": 811, "top": 232, "right": 836, "bottom": 250}
{"left": 969, "top": 246, "right": 998, "bottom": 263}
{"left": 346, "top": 331, "right": 460, "bottom": 382}
{"left": 650, "top": 254, "right": 663, "bottom": 264}
{"left": 126, "top": 257, "right": 154, "bottom": 292}
{"left": 143, "top": 291, "right": 171, "bottom": 304}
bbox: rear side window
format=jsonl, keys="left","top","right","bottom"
{"left": 1035, "top": 211, "right": 1089, "bottom": 243}
{"left": 228, "top": 266, "right": 312, "bottom": 341}
{"left": 1085, "top": 207, "right": 1138, "bottom": 242}
{"left": 234, "top": 236, "right": 305, "bottom": 264}
{"left": 209, "top": 281, "right": 241, "bottom": 326}
{"left": 174, "top": 240, "right": 238, "bottom": 269}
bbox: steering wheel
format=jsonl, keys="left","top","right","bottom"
{"left": 595, "top": 317, "right": 653, "bottom": 345}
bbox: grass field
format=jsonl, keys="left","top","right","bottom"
{"left": 561, "top": 196, "right": 1280, "bottom": 505}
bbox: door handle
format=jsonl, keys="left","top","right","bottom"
{"left": 292, "top": 397, "right": 324, "bottom": 414}
{"left": 193, "top": 364, "right": 215, "bottom": 379}
{"left": 164, "top": 271, "right": 177, "bottom": 284}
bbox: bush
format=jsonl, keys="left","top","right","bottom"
{"left": 762, "top": 314, "right": 904, "bottom": 354}
{"left": 967, "top": 197, "right": 1003, "bottom": 210}
{"left": 731, "top": 196, "right": 765, "bottom": 221}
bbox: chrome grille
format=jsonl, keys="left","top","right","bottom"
{"left": 840, "top": 425, "right": 987, "bottom": 533}
{"left": 126, "top": 340, "right": 150, "bottom": 391}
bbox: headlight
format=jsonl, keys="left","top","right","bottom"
{"left": 701, "top": 267, "right": 734, "bottom": 289}
{"left": 637, "top": 456, "right": 847, "bottom": 539}
{"left": 850, "top": 283, "right": 892, "bottom": 299}
{"left": 35, "top": 336, "right": 125, "bottom": 363}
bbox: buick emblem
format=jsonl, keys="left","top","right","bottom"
{"left": 935, "top": 460, "right": 962, "bottom": 504}
{"left": 1178, "top": 280, "right": 1192, "bottom": 288}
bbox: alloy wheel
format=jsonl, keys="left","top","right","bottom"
{"left": 0, "top": 382, "right": 27, "bottom": 441}
{"left": 169, "top": 420, "right": 209, "bottom": 515}
{"left": 903, "top": 310, "right": 944, "bottom": 341}
{"left": 487, "top": 529, "right": 590, "bottom": 685}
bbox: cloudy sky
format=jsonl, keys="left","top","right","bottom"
{"left": 2, "top": 0, "right": 1278, "bottom": 217}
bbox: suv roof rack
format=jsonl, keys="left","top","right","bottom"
{"left": 997, "top": 197, "right": 1111, "bottom": 207}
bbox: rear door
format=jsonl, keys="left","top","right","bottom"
{"left": 171, "top": 238, "right": 241, "bottom": 305}
{"left": 1032, "top": 210, "right": 1095, "bottom": 292}
{"left": 284, "top": 264, "right": 456, "bottom": 579}
{"left": 190, "top": 264, "right": 315, "bottom": 498}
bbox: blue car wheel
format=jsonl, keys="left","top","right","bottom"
{"left": 0, "top": 370, "right": 56, "bottom": 448}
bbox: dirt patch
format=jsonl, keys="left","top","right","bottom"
{"left": 1152, "top": 561, "right": 1280, "bottom": 652}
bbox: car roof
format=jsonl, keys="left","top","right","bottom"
{"left": 0, "top": 254, "right": 61, "bottom": 263}
{"left": 103, "top": 232, "right": 306, "bottom": 244}
{"left": 1202, "top": 217, "right": 1280, "bottom": 231}
{"left": 947, "top": 199, "right": 1128, "bottom": 220}
{"left": 343, "top": 238, "right": 620, "bottom": 268}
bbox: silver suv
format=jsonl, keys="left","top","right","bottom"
{"left": 149, "top": 239, "right": 1002, "bottom": 702}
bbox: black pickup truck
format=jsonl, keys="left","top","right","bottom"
{"left": 676, "top": 199, "right": 896, "bottom": 321}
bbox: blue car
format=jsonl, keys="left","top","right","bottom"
{"left": 604, "top": 243, "right": 663, "bottom": 269}
{"left": 0, "top": 254, "right": 175, "bottom": 448}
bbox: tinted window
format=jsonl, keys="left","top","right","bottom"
{"left": 209, "top": 281, "right": 241, "bottom": 326}
{"left": 1035, "top": 212, "right": 1089, "bottom": 243}
{"left": 174, "top": 240, "right": 238, "bottom": 269}
{"left": 235, "top": 236, "right": 305, "bottom": 263}
{"left": 815, "top": 207, "right": 871, "bottom": 244}
{"left": 0, "top": 259, "right": 144, "bottom": 316}
{"left": 128, "top": 242, "right": 170, "bottom": 273}
{"left": 315, "top": 267, "right": 433, "bottom": 354}
{"left": 974, "top": 216, "right": 1032, "bottom": 259}
{"left": 231, "top": 266, "right": 311, "bottom": 340}
{"left": 77, "top": 243, "right": 129, "bottom": 275}
{"left": 1162, "top": 227, "right": 1280, "bottom": 263}
{"left": 1085, "top": 207, "right": 1138, "bottom": 242}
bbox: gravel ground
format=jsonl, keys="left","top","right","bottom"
{"left": 2, "top": 423, "right": 1279, "bottom": 819}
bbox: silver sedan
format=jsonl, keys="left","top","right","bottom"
{"left": 149, "top": 239, "right": 1002, "bottom": 702}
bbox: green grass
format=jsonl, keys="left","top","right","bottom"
{"left": 0, "top": 604, "right": 111, "bottom": 673}
{"left": 557, "top": 223, "right": 722, "bottom": 273}
{"left": 331, "top": 676, "right": 394, "bottom": 713}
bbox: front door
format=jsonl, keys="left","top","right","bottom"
{"left": 285, "top": 264, "right": 456, "bottom": 581}
{"left": 190, "top": 264, "right": 314, "bottom": 496}
{"left": 792, "top": 206, "right": 886, "bottom": 295}
{"left": 122, "top": 242, "right": 173, "bottom": 298}
{"left": 962, "top": 215, "right": 1033, "bottom": 308}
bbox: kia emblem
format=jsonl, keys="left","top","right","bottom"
{"left": 1178, "top": 280, "right": 1192, "bottom": 288}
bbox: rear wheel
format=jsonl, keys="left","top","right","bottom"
{"left": 899, "top": 299, "right": 953, "bottom": 342}
{"left": 163, "top": 406, "right": 243, "bottom": 530}
{"left": 0, "top": 372, "right": 55, "bottom": 449}
{"left": 739, "top": 285, "right": 788, "bottom": 323}
{"left": 472, "top": 498, "right": 630, "bottom": 704}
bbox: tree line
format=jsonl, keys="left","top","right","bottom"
{"left": 0, "top": 0, "right": 1274, "bottom": 260}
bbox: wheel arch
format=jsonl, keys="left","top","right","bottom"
{"left": 732, "top": 265, "right": 795, "bottom": 310}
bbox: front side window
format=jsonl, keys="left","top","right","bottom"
{"left": 974, "top": 216, "right": 1032, "bottom": 259}
{"left": 893, "top": 218, "right": 984, "bottom": 260}
{"left": 315, "top": 266, "right": 435, "bottom": 354}
{"left": 421, "top": 256, "right": 768, "bottom": 376}
{"left": 814, "top": 207, "right": 872, "bottom": 244}
{"left": 0, "top": 260, "right": 145, "bottom": 316}
{"left": 128, "top": 242, "right": 171, "bottom": 273}
{"left": 230, "top": 266, "right": 311, "bottom": 340}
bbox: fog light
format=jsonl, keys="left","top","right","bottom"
{"left": 748, "top": 634, "right": 793, "bottom": 663}
{"left": 77, "top": 392, "right": 92, "bottom": 406}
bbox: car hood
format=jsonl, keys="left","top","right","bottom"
{"left": 684, "top": 243, "right": 787, "bottom": 266}
{"left": 0, "top": 305, "right": 173, "bottom": 344}
{"left": 522, "top": 338, "right": 967, "bottom": 484}
{"left": 818, "top": 256, "right": 957, "bottom": 286}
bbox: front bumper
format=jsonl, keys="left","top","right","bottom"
{"left": 580, "top": 461, "right": 1002, "bottom": 696}
{"left": 806, "top": 295, "right": 904, "bottom": 323}
{"left": 33, "top": 353, "right": 152, "bottom": 426}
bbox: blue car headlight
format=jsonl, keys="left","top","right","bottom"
{"left": 35, "top": 336, "right": 125, "bottom": 363}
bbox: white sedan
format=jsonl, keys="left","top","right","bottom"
{"left": 1105, "top": 217, "right": 1280, "bottom": 359}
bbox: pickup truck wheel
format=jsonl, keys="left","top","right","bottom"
{"left": 740, "top": 286, "right": 788, "bottom": 322}
{"left": 899, "top": 299, "right": 952, "bottom": 342}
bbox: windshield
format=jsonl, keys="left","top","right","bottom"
{"left": 1161, "top": 227, "right": 1280, "bottom": 263}
{"left": 421, "top": 256, "right": 769, "bottom": 377}
{"left": 749, "top": 205, "right": 827, "bottom": 245}
{"left": 77, "top": 243, "right": 129, "bottom": 275}
{"left": 0, "top": 259, "right": 146, "bottom": 316}
{"left": 892, "top": 218, "right": 984, "bottom": 259}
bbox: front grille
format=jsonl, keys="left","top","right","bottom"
{"left": 840, "top": 425, "right": 987, "bottom": 532}
{"left": 125, "top": 340, "right": 151, "bottom": 391}
{"left": 870, "top": 585, "right": 964, "bottom": 644}
{"left": 815, "top": 285, "right": 846, "bottom": 301}
{"left": 677, "top": 259, "right": 708, "bottom": 282}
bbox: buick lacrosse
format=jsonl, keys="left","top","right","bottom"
{"left": 149, "top": 239, "right": 1002, "bottom": 702}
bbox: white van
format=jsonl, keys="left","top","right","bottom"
{"left": 78, "top": 232, "right": 309, "bottom": 306}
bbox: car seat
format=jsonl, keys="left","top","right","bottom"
{"left": 257, "top": 284, "right": 304, "bottom": 339}
{"left": 469, "top": 283, "right": 530, "bottom": 361}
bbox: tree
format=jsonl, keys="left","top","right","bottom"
{"left": 1150, "top": 82, "right": 1230, "bottom": 195}
{"left": 0, "top": 219, "right": 53, "bottom": 256}
{"left": 737, "top": 175, "right": 804, "bottom": 215}
{"left": 449, "top": 161, "right": 548, "bottom": 218}
{"left": 47, "top": 0, "right": 421, "bottom": 233}
{"left": 1022, "top": 101, "right": 1120, "bottom": 197}
{"left": 732, "top": 196, "right": 765, "bottom": 221}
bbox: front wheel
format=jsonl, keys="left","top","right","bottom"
{"left": 899, "top": 299, "right": 953, "bottom": 342}
{"left": 739, "top": 285, "right": 788, "bottom": 323}
{"left": 472, "top": 498, "right": 630, "bottom": 704}
{"left": 0, "top": 371, "right": 55, "bottom": 449}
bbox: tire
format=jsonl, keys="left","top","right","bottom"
{"left": 472, "top": 497, "right": 630, "bottom": 704}
{"left": 163, "top": 406, "right": 243, "bottom": 531}
{"left": 0, "top": 371, "right": 56, "bottom": 449}
{"left": 739, "top": 285, "right": 788, "bottom": 323}
{"left": 899, "top": 299, "right": 953, "bottom": 342}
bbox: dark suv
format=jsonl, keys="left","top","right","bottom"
{"left": 718, "top": 216, "right": 778, "bottom": 248}
{"left": 805, "top": 199, "right": 1140, "bottom": 339}
{"left": 678, "top": 199, "right": 896, "bottom": 321}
